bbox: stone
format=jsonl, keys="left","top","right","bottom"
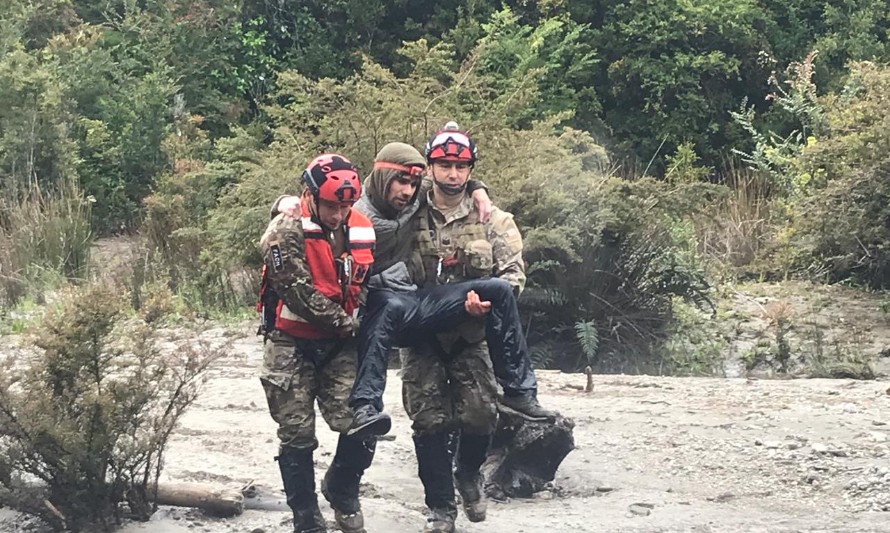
{"left": 629, "top": 503, "right": 654, "bottom": 516}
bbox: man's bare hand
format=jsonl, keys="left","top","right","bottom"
{"left": 278, "top": 195, "right": 301, "bottom": 218}
{"left": 471, "top": 188, "right": 492, "bottom": 224}
{"left": 464, "top": 290, "right": 492, "bottom": 317}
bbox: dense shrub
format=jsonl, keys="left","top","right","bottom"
{"left": 198, "top": 48, "right": 715, "bottom": 371}
{"left": 0, "top": 284, "right": 219, "bottom": 531}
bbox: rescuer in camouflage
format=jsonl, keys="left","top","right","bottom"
{"left": 401, "top": 122, "right": 535, "bottom": 533}
{"left": 258, "top": 153, "right": 375, "bottom": 533}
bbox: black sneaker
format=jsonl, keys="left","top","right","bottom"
{"left": 346, "top": 405, "right": 392, "bottom": 439}
{"left": 498, "top": 394, "right": 557, "bottom": 421}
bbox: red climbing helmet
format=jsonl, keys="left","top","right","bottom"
{"left": 424, "top": 122, "right": 477, "bottom": 165}
{"left": 301, "top": 153, "right": 361, "bottom": 204}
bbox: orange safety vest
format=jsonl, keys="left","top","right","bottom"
{"left": 258, "top": 201, "right": 375, "bottom": 339}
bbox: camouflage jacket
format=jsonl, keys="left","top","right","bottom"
{"left": 259, "top": 213, "right": 353, "bottom": 332}
{"left": 411, "top": 191, "right": 526, "bottom": 294}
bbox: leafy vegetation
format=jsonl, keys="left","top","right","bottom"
{"left": 0, "top": 285, "right": 221, "bottom": 531}
{"left": 1, "top": 0, "right": 889, "bottom": 375}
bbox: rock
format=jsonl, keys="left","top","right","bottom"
{"left": 871, "top": 432, "right": 887, "bottom": 443}
{"left": 812, "top": 443, "right": 829, "bottom": 454}
{"left": 873, "top": 420, "right": 887, "bottom": 426}
{"left": 764, "top": 441, "right": 781, "bottom": 449}
{"left": 629, "top": 503, "right": 654, "bottom": 516}
{"left": 250, "top": 529, "right": 265, "bottom": 533}
{"left": 829, "top": 447, "right": 848, "bottom": 457}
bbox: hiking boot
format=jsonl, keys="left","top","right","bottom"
{"left": 498, "top": 394, "right": 557, "bottom": 421}
{"left": 422, "top": 508, "right": 456, "bottom": 533}
{"left": 321, "top": 465, "right": 365, "bottom": 533}
{"left": 346, "top": 405, "right": 392, "bottom": 439}
{"left": 455, "top": 471, "right": 486, "bottom": 522}
{"left": 293, "top": 504, "right": 327, "bottom": 533}
{"left": 330, "top": 509, "right": 365, "bottom": 533}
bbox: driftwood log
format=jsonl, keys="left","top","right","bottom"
{"left": 482, "top": 404, "right": 575, "bottom": 499}
{"left": 151, "top": 482, "right": 245, "bottom": 516}
{"left": 150, "top": 481, "right": 297, "bottom": 515}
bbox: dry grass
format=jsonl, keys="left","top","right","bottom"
{"left": 695, "top": 162, "right": 774, "bottom": 269}
{"left": 0, "top": 179, "right": 93, "bottom": 306}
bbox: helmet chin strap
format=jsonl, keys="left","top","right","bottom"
{"left": 303, "top": 189, "right": 332, "bottom": 229}
{"left": 434, "top": 179, "right": 468, "bottom": 196}
{"left": 430, "top": 166, "right": 470, "bottom": 196}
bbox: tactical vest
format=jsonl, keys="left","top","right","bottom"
{"left": 414, "top": 199, "right": 493, "bottom": 288}
{"left": 258, "top": 203, "right": 375, "bottom": 339}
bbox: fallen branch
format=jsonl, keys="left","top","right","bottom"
{"left": 152, "top": 482, "right": 244, "bottom": 517}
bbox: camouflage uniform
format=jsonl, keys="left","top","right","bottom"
{"left": 402, "top": 192, "right": 526, "bottom": 435}
{"left": 402, "top": 191, "right": 527, "bottom": 528}
{"left": 261, "top": 332, "right": 356, "bottom": 450}
{"left": 260, "top": 206, "right": 377, "bottom": 533}
{"left": 259, "top": 213, "right": 357, "bottom": 452}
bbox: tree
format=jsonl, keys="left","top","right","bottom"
{"left": 589, "top": 0, "right": 772, "bottom": 168}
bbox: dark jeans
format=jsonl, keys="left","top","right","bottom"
{"left": 349, "top": 277, "right": 537, "bottom": 411}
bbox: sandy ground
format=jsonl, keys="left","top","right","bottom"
{"left": 106, "top": 324, "right": 890, "bottom": 532}
{"left": 2, "top": 318, "right": 890, "bottom": 532}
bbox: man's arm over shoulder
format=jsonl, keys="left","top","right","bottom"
{"left": 261, "top": 215, "right": 352, "bottom": 329}
{"left": 487, "top": 207, "right": 526, "bottom": 294}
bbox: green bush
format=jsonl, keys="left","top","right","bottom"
{"left": 788, "top": 62, "right": 890, "bottom": 288}
{"left": 0, "top": 284, "right": 219, "bottom": 532}
{"left": 195, "top": 44, "right": 715, "bottom": 371}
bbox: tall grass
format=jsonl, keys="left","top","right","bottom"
{"left": 0, "top": 178, "right": 93, "bottom": 305}
{"left": 695, "top": 160, "right": 773, "bottom": 269}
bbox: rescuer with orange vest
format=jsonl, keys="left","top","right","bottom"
{"left": 257, "top": 153, "right": 375, "bottom": 533}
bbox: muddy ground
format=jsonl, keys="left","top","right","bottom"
{"left": 2, "top": 277, "right": 890, "bottom": 533}
{"left": 5, "top": 320, "right": 889, "bottom": 533}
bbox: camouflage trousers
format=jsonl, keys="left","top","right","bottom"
{"left": 401, "top": 336, "right": 498, "bottom": 436}
{"left": 260, "top": 330, "right": 356, "bottom": 452}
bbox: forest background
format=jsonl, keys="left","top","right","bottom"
{"left": 2, "top": 0, "right": 890, "bottom": 375}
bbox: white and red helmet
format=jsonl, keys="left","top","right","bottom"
{"left": 424, "top": 122, "right": 477, "bottom": 165}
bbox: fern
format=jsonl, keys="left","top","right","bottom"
{"left": 519, "top": 286, "right": 567, "bottom": 307}
{"left": 529, "top": 342, "right": 555, "bottom": 369}
{"left": 574, "top": 320, "right": 599, "bottom": 367}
